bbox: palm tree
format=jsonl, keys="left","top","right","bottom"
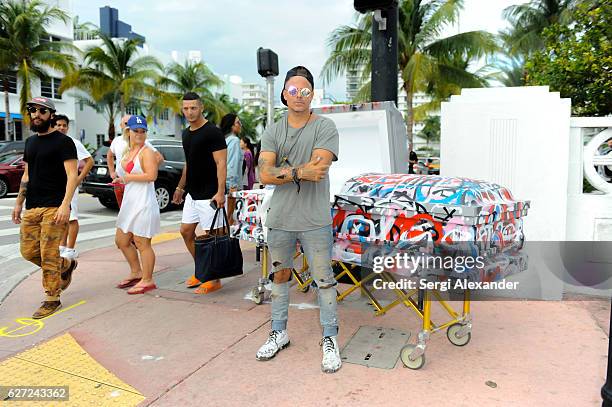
{"left": 61, "top": 34, "right": 163, "bottom": 140}
{"left": 493, "top": 56, "right": 526, "bottom": 87}
{"left": 72, "top": 16, "right": 98, "bottom": 41}
{"left": 321, "top": 0, "right": 497, "bottom": 150}
{"left": 417, "top": 115, "right": 440, "bottom": 146}
{"left": 73, "top": 15, "right": 97, "bottom": 32}
{"left": 238, "top": 106, "right": 268, "bottom": 142}
{"left": 0, "top": 0, "right": 76, "bottom": 140}
{"left": 501, "top": 0, "right": 574, "bottom": 57}
{"left": 158, "top": 60, "right": 227, "bottom": 124}
{"left": 492, "top": 1, "right": 575, "bottom": 92}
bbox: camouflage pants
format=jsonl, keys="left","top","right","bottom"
{"left": 20, "top": 207, "right": 70, "bottom": 301}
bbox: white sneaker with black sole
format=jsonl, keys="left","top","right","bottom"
{"left": 321, "top": 336, "right": 342, "bottom": 373}
{"left": 256, "top": 330, "right": 290, "bottom": 361}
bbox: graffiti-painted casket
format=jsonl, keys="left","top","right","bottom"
{"left": 332, "top": 173, "right": 531, "bottom": 281}
{"left": 230, "top": 187, "right": 274, "bottom": 245}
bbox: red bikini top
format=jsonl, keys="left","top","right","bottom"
{"left": 124, "top": 146, "right": 144, "bottom": 174}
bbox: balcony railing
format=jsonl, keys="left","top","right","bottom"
{"left": 74, "top": 30, "right": 100, "bottom": 41}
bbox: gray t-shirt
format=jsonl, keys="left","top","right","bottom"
{"left": 261, "top": 115, "right": 339, "bottom": 231}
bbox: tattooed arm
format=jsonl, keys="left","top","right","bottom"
{"left": 258, "top": 150, "right": 332, "bottom": 185}
{"left": 297, "top": 149, "right": 334, "bottom": 182}
{"left": 12, "top": 163, "right": 28, "bottom": 224}
{"left": 257, "top": 152, "right": 295, "bottom": 185}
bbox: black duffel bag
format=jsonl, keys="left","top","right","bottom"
{"left": 195, "top": 206, "right": 243, "bottom": 283}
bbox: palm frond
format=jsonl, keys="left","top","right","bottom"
{"left": 424, "top": 31, "right": 498, "bottom": 62}
{"left": 321, "top": 48, "right": 370, "bottom": 85}
{"left": 416, "top": 0, "right": 463, "bottom": 45}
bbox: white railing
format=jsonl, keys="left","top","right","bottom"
{"left": 570, "top": 117, "right": 612, "bottom": 194}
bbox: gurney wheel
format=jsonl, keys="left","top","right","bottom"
{"left": 400, "top": 345, "right": 425, "bottom": 370}
{"left": 252, "top": 287, "right": 264, "bottom": 305}
{"left": 446, "top": 323, "right": 471, "bottom": 346}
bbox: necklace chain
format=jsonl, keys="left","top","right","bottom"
{"left": 279, "top": 112, "right": 312, "bottom": 166}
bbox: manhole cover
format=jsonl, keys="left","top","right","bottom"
{"left": 341, "top": 326, "right": 410, "bottom": 369}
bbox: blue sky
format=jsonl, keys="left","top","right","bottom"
{"left": 73, "top": 0, "right": 524, "bottom": 102}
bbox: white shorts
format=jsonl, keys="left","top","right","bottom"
{"left": 69, "top": 192, "right": 79, "bottom": 222}
{"left": 181, "top": 193, "right": 227, "bottom": 230}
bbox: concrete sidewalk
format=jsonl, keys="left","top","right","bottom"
{"left": 0, "top": 236, "right": 608, "bottom": 406}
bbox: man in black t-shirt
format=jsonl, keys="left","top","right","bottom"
{"left": 11, "top": 97, "right": 79, "bottom": 319}
{"left": 171, "top": 92, "right": 228, "bottom": 294}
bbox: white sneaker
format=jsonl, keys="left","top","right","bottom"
{"left": 62, "top": 248, "right": 78, "bottom": 260}
{"left": 256, "top": 330, "right": 290, "bottom": 361}
{"left": 321, "top": 336, "right": 342, "bottom": 373}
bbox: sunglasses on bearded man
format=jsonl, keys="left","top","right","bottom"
{"left": 27, "top": 106, "right": 51, "bottom": 114}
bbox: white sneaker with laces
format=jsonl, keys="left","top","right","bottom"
{"left": 256, "top": 330, "right": 290, "bottom": 361}
{"left": 321, "top": 336, "right": 342, "bottom": 373}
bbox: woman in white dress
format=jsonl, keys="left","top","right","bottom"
{"left": 112, "top": 115, "right": 161, "bottom": 294}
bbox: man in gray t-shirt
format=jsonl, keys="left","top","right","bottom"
{"left": 256, "top": 66, "right": 341, "bottom": 374}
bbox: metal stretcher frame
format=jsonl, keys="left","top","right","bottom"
{"left": 249, "top": 243, "right": 473, "bottom": 370}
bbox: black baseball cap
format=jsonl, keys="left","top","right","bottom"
{"left": 280, "top": 66, "right": 314, "bottom": 106}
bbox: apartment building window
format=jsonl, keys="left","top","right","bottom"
{"left": 2, "top": 72, "right": 18, "bottom": 94}
{"left": 160, "top": 109, "right": 169, "bottom": 121}
{"left": 53, "top": 77, "right": 62, "bottom": 99}
{"left": 126, "top": 105, "right": 139, "bottom": 115}
{"left": 96, "top": 134, "right": 105, "bottom": 147}
{"left": 41, "top": 77, "right": 62, "bottom": 99}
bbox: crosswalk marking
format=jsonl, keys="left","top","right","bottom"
{"left": 0, "top": 214, "right": 119, "bottom": 236}
{"left": 0, "top": 219, "right": 178, "bottom": 263}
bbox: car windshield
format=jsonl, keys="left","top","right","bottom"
{"left": 0, "top": 153, "right": 20, "bottom": 164}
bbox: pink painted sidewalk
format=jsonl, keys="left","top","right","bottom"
{"left": 0, "top": 238, "right": 608, "bottom": 406}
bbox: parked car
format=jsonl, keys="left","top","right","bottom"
{"left": 0, "top": 140, "right": 25, "bottom": 155}
{"left": 0, "top": 152, "right": 25, "bottom": 198}
{"left": 416, "top": 157, "right": 440, "bottom": 175}
{"left": 82, "top": 139, "right": 184, "bottom": 211}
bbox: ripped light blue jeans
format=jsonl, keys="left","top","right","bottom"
{"left": 267, "top": 225, "right": 339, "bottom": 337}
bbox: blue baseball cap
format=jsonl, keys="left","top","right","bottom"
{"left": 127, "top": 115, "right": 148, "bottom": 130}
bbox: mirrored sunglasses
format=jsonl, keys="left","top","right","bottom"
{"left": 286, "top": 86, "right": 312, "bottom": 98}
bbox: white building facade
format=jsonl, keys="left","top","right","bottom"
{"left": 241, "top": 83, "right": 266, "bottom": 113}
{"left": 1, "top": 0, "right": 77, "bottom": 141}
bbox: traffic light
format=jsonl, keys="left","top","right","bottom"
{"left": 354, "top": 0, "right": 397, "bottom": 13}
{"left": 257, "top": 47, "right": 279, "bottom": 78}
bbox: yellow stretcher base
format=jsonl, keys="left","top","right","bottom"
{"left": 249, "top": 245, "right": 473, "bottom": 369}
